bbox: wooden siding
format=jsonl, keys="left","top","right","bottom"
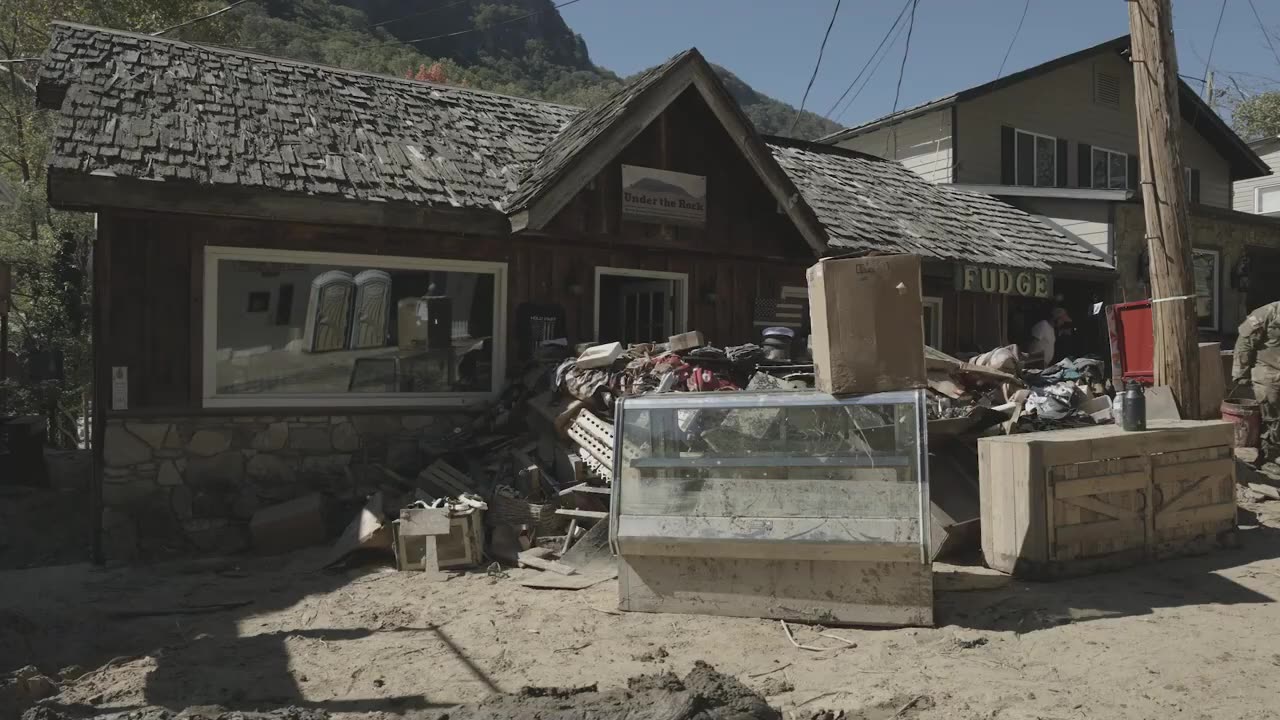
{"left": 954, "top": 51, "right": 1233, "bottom": 208}
{"left": 835, "top": 109, "right": 954, "bottom": 183}
{"left": 97, "top": 87, "right": 815, "bottom": 414}
{"left": 1232, "top": 141, "right": 1280, "bottom": 214}
{"left": 1012, "top": 197, "right": 1112, "bottom": 260}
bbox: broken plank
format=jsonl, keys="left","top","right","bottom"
{"left": 555, "top": 509, "right": 608, "bottom": 520}
{"left": 518, "top": 551, "right": 578, "bottom": 576}
{"left": 517, "top": 570, "right": 618, "bottom": 590}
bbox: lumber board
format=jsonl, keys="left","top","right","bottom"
{"left": 517, "top": 550, "right": 578, "bottom": 576}
{"left": 1054, "top": 471, "right": 1148, "bottom": 499}
{"left": 555, "top": 509, "right": 608, "bottom": 520}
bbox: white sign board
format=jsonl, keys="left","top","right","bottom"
{"left": 111, "top": 366, "right": 128, "bottom": 411}
{"left": 621, "top": 165, "right": 706, "bottom": 227}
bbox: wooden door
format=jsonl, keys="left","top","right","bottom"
{"left": 1047, "top": 456, "right": 1148, "bottom": 564}
{"left": 1150, "top": 447, "right": 1236, "bottom": 558}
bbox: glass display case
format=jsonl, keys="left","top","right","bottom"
{"left": 611, "top": 389, "right": 932, "bottom": 627}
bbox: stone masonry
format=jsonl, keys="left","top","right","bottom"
{"left": 1114, "top": 204, "right": 1280, "bottom": 342}
{"left": 101, "top": 412, "right": 470, "bottom": 562}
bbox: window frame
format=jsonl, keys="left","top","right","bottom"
{"left": 922, "top": 296, "right": 943, "bottom": 349}
{"left": 1014, "top": 129, "right": 1058, "bottom": 187}
{"left": 592, "top": 266, "right": 689, "bottom": 344}
{"left": 201, "top": 245, "right": 508, "bottom": 409}
{"left": 1089, "top": 146, "right": 1128, "bottom": 190}
{"left": 1255, "top": 184, "right": 1280, "bottom": 217}
{"left": 1191, "top": 247, "right": 1220, "bottom": 332}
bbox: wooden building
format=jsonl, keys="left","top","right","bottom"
{"left": 37, "top": 23, "right": 1113, "bottom": 559}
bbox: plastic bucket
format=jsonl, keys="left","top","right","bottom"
{"left": 1221, "top": 398, "right": 1262, "bottom": 450}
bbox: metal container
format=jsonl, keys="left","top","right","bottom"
{"left": 1121, "top": 381, "right": 1146, "bottom": 432}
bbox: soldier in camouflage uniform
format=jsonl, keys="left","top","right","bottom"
{"left": 1232, "top": 302, "right": 1280, "bottom": 458}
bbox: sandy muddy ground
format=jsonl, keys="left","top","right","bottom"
{"left": 5, "top": 498, "right": 1280, "bottom": 720}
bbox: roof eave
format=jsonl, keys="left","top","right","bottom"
{"left": 48, "top": 169, "right": 512, "bottom": 235}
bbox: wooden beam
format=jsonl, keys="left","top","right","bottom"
{"left": 521, "top": 61, "right": 698, "bottom": 230}
{"left": 47, "top": 170, "right": 512, "bottom": 237}
{"left": 1128, "top": 0, "right": 1200, "bottom": 418}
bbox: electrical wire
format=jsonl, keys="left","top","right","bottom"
{"left": 789, "top": 0, "right": 843, "bottom": 135}
{"left": 1246, "top": 0, "right": 1280, "bottom": 68}
{"left": 889, "top": 0, "right": 918, "bottom": 118}
{"left": 345, "top": 0, "right": 587, "bottom": 52}
{"left": 833, "top": 13, "right": 908, "bottom": 124}
{"left": 995, "top": 0, "right": 1030, "bottom": 80}
{"left": 884, "top": 0, "right": 918, "bottom": 157}
{"left": 369, "top": 0, "right": 476, "bottom": 30}
{"left": 1202, "top": 0, "right": 1228, "bottom": 93}
{"left": 822, "top": 0, "right": 913, "bottom": 119}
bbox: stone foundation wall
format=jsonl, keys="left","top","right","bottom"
{"left": 101, "top": 412, "right": 469, "bottom": 562}
{"left": 1114, "top": 204, "right": 1280, "bottom": 340}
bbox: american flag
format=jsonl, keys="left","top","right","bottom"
{"left": 753, "top": 299, "right": 806, "bottom": 329}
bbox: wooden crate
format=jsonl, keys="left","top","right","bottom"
{"left": 979, "top": 420, "right": 1237, "bottom": 578}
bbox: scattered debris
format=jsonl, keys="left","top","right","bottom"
{"left": 435, "top": 661, "right": 780, "bottom": 720}
{"left": 781, "top": 621, "right": 857, "bottom": 652}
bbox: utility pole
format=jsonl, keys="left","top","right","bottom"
{"left": 1205, "top": 70, "right": 1215, "bottom": 111}
{"left": 1129, "top": 0, "right": 1200, "bottom": 418}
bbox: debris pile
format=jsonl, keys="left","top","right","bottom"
{"left": 433, "top": 661, "right": 780, "bottom": 720}
{"left": 925, "top": 345, "right": 1113, "bottom": 436}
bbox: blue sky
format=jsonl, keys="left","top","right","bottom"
{"left": 560, "top": 0, "right": 1280, "bottom": 128}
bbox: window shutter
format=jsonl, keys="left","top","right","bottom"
{"left": 1001, "top": 126, "right": 1015, "bottom": 185}
{"left": 1190, "top": 168, "right": 1201, "bottom": 205}
{"left": 1078, "top": 143, "right": 1093, "bottom": 188}
{"left": 1056, "top": 139, "right": 1069, "bottom": 187}
{"left": 1128, "top": 155, "right": 1139, "bottom": 191}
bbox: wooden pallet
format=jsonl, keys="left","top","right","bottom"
{"left": 418, "top": 459, "right": 473, "bottom": 498}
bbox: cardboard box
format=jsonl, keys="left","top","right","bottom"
{"left": 807, "top": 254, "right": 925, "bottom": 395}
{"left": 1198, "top": 342, "right": 1225, "bottom": 419}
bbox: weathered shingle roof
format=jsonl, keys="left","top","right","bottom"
{"left": 767, "top": 138, "right": 1113, "bottom": 271}
{"left": 39, "top": 23, "right": 1110, "bottom": 274}
{"left": 503, "top": 51, "right": 693, "bottom": 213}
{"left": 38, "top": 22, "right": 580, "bottom": 210}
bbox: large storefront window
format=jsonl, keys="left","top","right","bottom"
{"left": 203, "top": 247, "right": 506, "bottom": 407}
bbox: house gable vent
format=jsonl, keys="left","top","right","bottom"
{"left": 1094, "top": 70, "right": 1121, "bottom": 107}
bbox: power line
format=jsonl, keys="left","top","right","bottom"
{"left": 996, "top": 0, "right": 1030, "bottom": 79}
{"left": 790, "top": 0, "right": 843, "bottom": 135}
{"left": 345, "top": 0, "right": 587, "bottom": 52}
{"left": 1201, "top": 0, "right": 1228, "bottom": 92}
{"left": 1246, "top": 0, "right": 1280, "bottom": 68}
{"left": 369, "top": 0, "right": 475, "bottom": 30}
{"left": 833, "top": 12, "right": 909, "bottom": 123}
{"left": 152, "top": 0, "right": 253, "bottom": 37}
{"left": 822, "top": 0, "right": 913, "bottom": 119}
{"left": 885, "top": 0, "right": 918, "bottom": 157}
{"left": 889, "top": 0, "right": 918, "bottom": 117}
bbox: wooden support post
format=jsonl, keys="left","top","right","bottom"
{"left": 1128, "top": 0, "right": 1200, "bottom": 419}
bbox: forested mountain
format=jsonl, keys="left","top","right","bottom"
{"left": 230, "top": 0, "right": 844, "bottom": 139}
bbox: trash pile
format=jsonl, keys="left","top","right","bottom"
{"left": 925, "top": 345, "right": 1113, "bottom": 437}
{"left": 295, "top": 329, "right": 817, "bottom": 583}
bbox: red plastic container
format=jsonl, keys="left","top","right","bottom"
{"left": 1106, "top": 300, "right": 1154, "bottom": 385}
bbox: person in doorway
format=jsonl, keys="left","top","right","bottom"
{"left": 1232, "top": 302, "right": 1280, "bottom": 457}
{"left": 1028, "top": 306, "right": 1072, "bottom": 364}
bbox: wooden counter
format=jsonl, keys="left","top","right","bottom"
{"left": 978, "top": 420, "right": 1237, "bottom": 578}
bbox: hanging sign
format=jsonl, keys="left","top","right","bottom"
{"left": 955, "top": 264, "right": 1053, "bottom": 298}
{"left": 111, "top": 366, "right": 128, "bottom": 411}
{"left": 621, "top": 165, "right": 706, "bottom": 227}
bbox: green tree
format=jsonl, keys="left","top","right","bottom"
{"left": 1234, "top": 91, "right": 1280, "bottom": 141}
{"left": 0, "top": 1, "right": 229, "bottom": 443}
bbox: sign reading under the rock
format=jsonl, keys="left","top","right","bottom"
{"left": 955, "top": 264, "right": 1052, "bottom": 298}
{"left": 621, "top": 165, "right": 706, "bottom": 227}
